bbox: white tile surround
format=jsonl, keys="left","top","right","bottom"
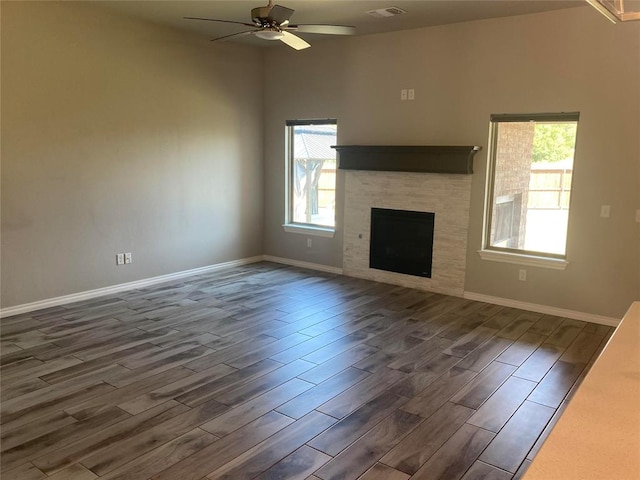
{"left": 343, "top": 170, "right": 472, "bottom": 297}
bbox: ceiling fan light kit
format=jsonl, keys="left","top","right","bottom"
{"left": 184, "top": 0, "right": 355, "bottom": 50}
{"left": 254, "top": 30, "right": 285, "bottom": 40}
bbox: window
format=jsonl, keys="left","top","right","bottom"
{"left": 481, "top": 113, "right": 579, "bottom": 267}
{"left": 285, "top": 119, "right": 337, "bottom": 233}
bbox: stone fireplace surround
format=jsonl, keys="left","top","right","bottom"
{"left": 337, "top": 145, "right": 480, "bottom": 297}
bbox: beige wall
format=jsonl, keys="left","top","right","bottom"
{"left": 263, "top": 6, "right": 640, "bottom": 318}
{"left": 1, "top": 2, "right": 264, "bottom": 307}
{"left": 2, "top": 3, "right": 638, "bottom": 319}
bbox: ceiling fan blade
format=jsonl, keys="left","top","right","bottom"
{"left": 280, "top": 31, "right": 311, "bottom": 50}
{"left": 288, "top": 24, "right": 356, "bottom": 35}
{"left": 269, "top": 5, "right": 295, "bottom": 25}
{"left": 210, "top": 30, "right": 257, "bottom": 43}
{"left": 184, "top": 17, "right": 256, "bottom": 28}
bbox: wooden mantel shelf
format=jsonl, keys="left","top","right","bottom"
{"left": 332, "top": 145, "right": 482, "bottom": 174}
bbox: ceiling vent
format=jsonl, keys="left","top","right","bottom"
{"left": 366, "top": 7, "right": 407, "bottom": 18}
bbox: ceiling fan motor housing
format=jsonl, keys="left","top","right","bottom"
{"left": 251, "top": 6, "right": 274, "bottom": 26}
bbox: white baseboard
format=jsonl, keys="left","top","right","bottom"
{"left": 2, "top": 256, "right": 620, "bottom": 329}
{"left": 0, "top": 256, "right": 264, "bottom": 318}
{"left": 463, "top": 291, "right": 620, "bottom": 327}
{"left": 262, "top": 255, "right": 343, "bottom": 275}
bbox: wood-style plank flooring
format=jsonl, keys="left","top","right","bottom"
{"left": 0, "top": 262, "right": 613, "bottom": 479}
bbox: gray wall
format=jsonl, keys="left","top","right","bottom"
{"left": 263, "top": 6, "right": 640, "bottom": 319}
{"left": 1, "top": 2, "right": 264, "bottom": 307}
{"left": 2, "top": 3, "right": 638, "bottom": 319}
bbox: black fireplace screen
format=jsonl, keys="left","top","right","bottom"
{"left": 369, "top": 208, "right": 435, "bottom": 278}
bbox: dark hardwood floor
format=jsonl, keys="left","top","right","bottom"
{"left": 0, "top": 262, "right": 613, "bottom": 479}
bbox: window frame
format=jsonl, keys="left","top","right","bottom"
{"left": 480, "top": 112, "right": 580, "bottom": 270}
{"left": 283, "top": 118, "right": 338, "bottom": 237}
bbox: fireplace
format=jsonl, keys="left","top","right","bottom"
{"left": 339, "top": 145, "right": 479, "bottom": 297}
{"left": 370, "top": 208, "right": 435, "bottom": 278}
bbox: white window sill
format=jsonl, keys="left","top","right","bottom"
{"left": 282, "top": 224, "right": 335, "bottom": 238}
{"left": 478, "top": 249, "right": 568, "bottom": 270}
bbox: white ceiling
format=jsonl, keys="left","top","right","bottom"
{"left": 100, "top": 0, "right": 586, "bottom": 47}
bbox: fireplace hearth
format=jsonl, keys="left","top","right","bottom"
{"left": 370, "top": 208, "right": 435, "bottom": 278}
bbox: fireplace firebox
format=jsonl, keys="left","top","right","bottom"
{"left": 369, "top": 208, "right": 435, "bottom": 278}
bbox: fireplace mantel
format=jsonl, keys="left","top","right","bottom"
{"left": 333, "top": 145, "right": 481, "bottom": 174}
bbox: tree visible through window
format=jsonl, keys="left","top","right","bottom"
{"left": 286, "top": 119, "right": 337, "bottom": 228}
{"left": 484, "top": 113, "right": 579, "bottom": 258}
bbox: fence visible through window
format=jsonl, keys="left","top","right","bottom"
{"left": 528, "top": 167, "right": 572, "bottom": 210}
{"left": 286, "top": 120, "right": 337, "bottom": 229}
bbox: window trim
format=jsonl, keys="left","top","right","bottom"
{"left": 281, "top": 223, "right": 335, "bottom": 238}
{"left": 481, "top": 112, "right": 579, "bottom": 268}
{"left": 283, "top": 118, "right": 338, "bottom": 233}
{"left": 477, "top": 249, "right": 569, "bottom": 270}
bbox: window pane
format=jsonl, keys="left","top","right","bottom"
{"left": 489, "top": 120, "right": 577, "bottom": 256}
{"left": 291, "top": 123, "right": 337, "bottom": 227}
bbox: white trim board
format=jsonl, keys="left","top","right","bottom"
{"left": 262, "top": 255, "right": 343, "bottom": 275}
{"left": 2, "top": 255, "right": 619, "bottom": 328}
{"left": 463, "top": 291, "right": 620, "bottom": 327}
{"left": 263, "top": 258, "right": 619, "bottom": 327}
{"left": 0, "top": 256, "right": 264, "bottom": 318}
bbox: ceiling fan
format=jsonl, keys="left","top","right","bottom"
{"left": 184, "top": 1, "right": 356, "bottom": 50}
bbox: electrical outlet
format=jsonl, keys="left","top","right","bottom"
{"left": 116, "top": 253, "right": 124, "bottom": 265}
{"left": 600, "top": 205, "right": 610, "bottom": 218}
{"left": 400, "top": 89, "right": 407, "bottom": 101}
{"left": 307, "top": 238, "right": 312, "bottom": 248}
{"left": 519, "top": 269, "right": 527, "bottom": 281}
{"left": 408, "top": 88, "right": 415, "bottom": 100}
{"left": 124, "top": 252, "right": 132, "bottom": 264}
